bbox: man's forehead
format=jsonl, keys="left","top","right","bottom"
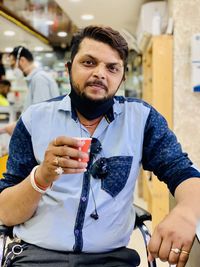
{"left": 79, "top": 38, "right": 110, "bottom": 50}
{"left": 77, "top": 38, "right": 122, "bottom": 61}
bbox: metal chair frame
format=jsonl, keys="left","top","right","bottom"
{"left": 0, "top": 204, "right": 156, "bottom": 267}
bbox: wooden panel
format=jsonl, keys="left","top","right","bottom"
{"left": 151, "top": 36, "right": 173, "bottom": 128}
{"left": 141, "top": 35, "right": 173, "bottom": 229}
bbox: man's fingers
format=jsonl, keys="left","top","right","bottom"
{"left": 176, "top": 244, "right": 192, "bottom": 267}
{"left": 148, "top": 225, "right": 193, "bottom": 266}
{"left": 54, "top": 156, "right": 88, "bottom": 170}
{"left": 147, "top": 228, "right": 162, "bottom": 259}
{"left": 147, "top": 251, "right": 154, "bottom": 262}
{"left": 62, "top": 167, "right": 87, "bottom": 174}
{"left": 52, "top": 136, "right": 84, "bottom": 148}
{"left": 156, "top": 238, "right": 172, "bottom": 262}
{"left": 168, "top": 246, "right": 182, "bottom": 265}
{"left": 176, "top": 251, "right": 190, "bottom": 267}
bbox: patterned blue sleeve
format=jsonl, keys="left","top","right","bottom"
{"left": 0, "top": 117, "right": 38, "bottom": 192}
{"left": 142, "top": 106, "right": 200, "bottom": 195}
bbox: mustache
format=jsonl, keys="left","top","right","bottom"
{"left": 85, "top": 80, "right": 108, "bottom": 91}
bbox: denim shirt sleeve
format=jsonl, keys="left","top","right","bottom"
{"left": 0, "top": 117, "right": 38, "bottom": 192}
{"left": 142, "top": 106, "right": 200, "bottom": 195}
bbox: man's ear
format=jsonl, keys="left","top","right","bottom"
{"left": 18, "top": 56, "right": 27, "bottom": 65}
{"left": 65, "top": 61, "right": 72, "bottom": 73}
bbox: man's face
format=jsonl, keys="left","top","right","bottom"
{"left": 0, "top": 85, "right": 10, "bottom": 97}
{"left": 9, "top": 54, "right": 26, "bottom": 77}
{"left": 9, "top": 54, "right": 23, "bottom": 72}
{"left": 70, "top": 38, "right": 124, "bottom": 101}
{"left": 9, "top": 55, "right": 17, "bottom": 69}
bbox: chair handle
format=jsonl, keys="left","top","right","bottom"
{"left": 134, "top": 204, "right": 152, "bottom": 227}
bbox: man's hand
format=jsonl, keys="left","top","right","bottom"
{"left": 35, "top": 136, "right": 89, "bottom": 187}
{"left": 148, "top": 204, "right": 196, "bottom": 266}
{"left": 0, "top": 135, "right": 90, "bottom": 226}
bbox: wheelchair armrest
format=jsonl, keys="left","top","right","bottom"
{"left": 134, "top": 204, "right": 152, "bottom": 227}
{"left": 0, "top": 225, "right": 13, "bottom": 238}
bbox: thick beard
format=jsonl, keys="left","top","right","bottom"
{"left": 74, "top": 84, "right": 112, "bottom": 103}
{"left": 69, "top": 80, "right": 115, "bottom": 120}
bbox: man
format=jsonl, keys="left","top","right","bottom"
{"left": 0, "top": 46, "right": 60, "bottom": 135}
{"left": 0, "top": 80, "right": 11, "bottom": 106}
{"left": 9, "top": 46, "right": 60, "bottom": 110}
{"left": 0, "top": 25, "right": 200, "bottom": 267}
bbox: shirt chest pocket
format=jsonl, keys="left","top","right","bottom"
{"left": 90, "top": 156, "right": 133, "bottom": 197}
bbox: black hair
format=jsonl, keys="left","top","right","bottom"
{"left": 10, "top": 46, "right": 34, "bottom": 62}
{"left": 70, "top": 25, "right": 128, "bottom": 70}
{"left": 0, "top": 79, "right": 11, "bottom": 87}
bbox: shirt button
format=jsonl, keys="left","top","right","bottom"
{"left": 81, "top": 196, "right": 87, "bottom": 202}
{"left": 75, "top": 229, "right": 79, "bottom": 235}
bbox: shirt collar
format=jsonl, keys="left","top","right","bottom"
{"left": 57, "top": 94, "right": 122, "bottom": 122}
{"left": 113, "top": 97, "right": 123, "bottom": 116}
{"left": 58, "top": 94, "right": 71, "bottom": 111}
{"left": 25, "top": 67, "right": 40, "bottom": 82}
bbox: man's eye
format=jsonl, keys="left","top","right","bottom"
{"left": 107, "top": 65, "right": 120, "bottom": 73}
{"left": 82, "top": 60, "right": 95, "bottom": 66}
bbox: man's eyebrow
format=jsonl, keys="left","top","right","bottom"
{"left": 81, "top": 54, "right": 96, "bottom": 60}
{"left": 82, "top": 54, "right": 123, "bottom": 66}
{"left": 107, "top": 62, "right": 123, "bottom": 67}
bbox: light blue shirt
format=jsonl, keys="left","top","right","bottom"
{"left": 1, "top": 95, "right": 200, "bottom": 252}
{"left": 24, "top": 67, "right": 60, "bottom": 110}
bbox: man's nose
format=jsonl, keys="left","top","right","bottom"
{"left": 92, "top": 64, "right": 106, "bottom": 79}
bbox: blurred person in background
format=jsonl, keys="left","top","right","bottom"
{"left": 9, "top": 46, "right": 60, "bottom": 110}
{"left": 0, "top": 52, "right": 6, "bottom": 81}
{"left": 0, "top": 46, "right": 60, "bottom": 135}
{"left": 0, "top": 80, "right": 11, "bottom": 106}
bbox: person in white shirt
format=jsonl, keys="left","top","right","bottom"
{"left": 0, "top": 46, "right": 60, "bottom": 135}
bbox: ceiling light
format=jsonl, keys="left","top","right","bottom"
{"left": 57, "top": 31, "right": 68, "bottom": 37}
{"left": 81, "top": 14, "right": 94, "bottom": 21}
{"left": 4, "top": 31, "right": 15, "bottom": 36}
{"left": 5, "top": 47, "right": 13, "bottom": 53}
{"left": 34, "top": 46, "right": 44, "bottom": 52}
